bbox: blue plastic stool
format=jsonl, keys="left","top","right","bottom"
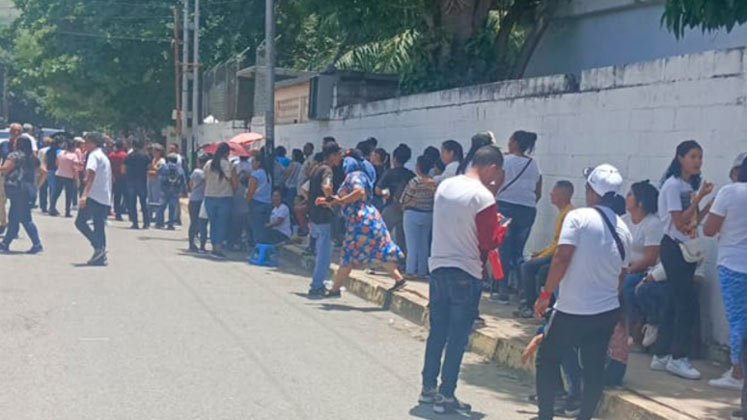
{"left": 249, "top": 243, "right": 278, "bottom": 267}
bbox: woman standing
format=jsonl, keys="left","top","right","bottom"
{"left": 283, "top": 149, "right": 304, "bottom": 205}
{"left": 704, "top": 154, "right": 747, "bottom": 391}
{"left": 188, "top": 155, "right": 209, "bottom": 252}
{"left": 651, "top": 140, "right": 713, "bottom": 380}
{"left": 621, "top": 180, "right": 664, "bottom": 346}
{"left": 494, "top": 130, "right": 542, "bottom": 302}
{"left": 457, "top": 131, "right": 495, "bottom": 175}
{"left": 203, "top": 143, "right": 237, "bottom": 257}
{"left": 401, "top": 155, "right": 437, "bottom": 279}
{"left": 51, "top": 141, "right": 81, "bottom": 218}
{"left": 148, "top": 144, "right": 166, "bottom": 227}
{"left": 246, "top": 154, "right": 273, "bottom": 245}
{"left": 0, "top": 135, "right": 43, "bottom": 254}
{"left": 434, "top": 140, "right": 463, "bottom": 183}
{"left": 318, "top": 157, "right": 405, "bottom": 297}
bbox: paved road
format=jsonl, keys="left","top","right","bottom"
{"left": 0, "top": 213, "right": 537, "bottom": 420}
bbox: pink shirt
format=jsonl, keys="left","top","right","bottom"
{"left": 56, "top": 151, "right": 80, "bottom": 179}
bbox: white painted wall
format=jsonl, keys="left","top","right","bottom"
{"left": 202, "top": 47, "right": 747, "bottom": 352}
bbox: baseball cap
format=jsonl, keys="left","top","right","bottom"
{"left": 733, "top": 152, "right": 747, "bottom": 169}
{"left": 583, "top": 164, "right": 623, "bottom": 196}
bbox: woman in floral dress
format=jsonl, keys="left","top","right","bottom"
{"left": 316, "top": 156, "right": 406, "bottom": 297}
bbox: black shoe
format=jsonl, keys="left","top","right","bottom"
{"left": 325, "top": 289, "right": 342, "bottom": 299}
{"left": 26, "top": 244, "right": 43, "bottom": 254}
{"left": 0, "top": 243, "right": 8, "bottom": 253}
{"left": 732, "top": 409, "right": 747, "bottom": 419}
{"left": 143, "top": 224, "right": 150, "bottom": 230}
{"left": 418, "top": 388, "right": 438, "bottom": 404}
{"left": 41, "top": 209, "right": 48, "bottom": 214}
{"left": 307, "top": 287, "right": 326, "bottom": 299}
{"left": 48, "top": 209, "right": 60, "bottom": 217}
{"left": 166, "top": 225, "right": 176, "bottom": 231}
{"left": 155, "top": 224, "right": 165, "bottom": 230}
{"left": 389, "top": 279, "right": 407, "bottom": 292}
{"left": 211, "top": 250, "right": 226, "bottom": 258}
{"left": 0, "top": 225, "right": 6, "bottom": 236}
{"left": 87, "top": 248, "right": 107, "bottom": 265}
{"left": 433, "top": 394, "right": 471, "bottom": 416}
{"left": 129, "top": 224, "right": 140, "bottom": 230}
{"left": 513, "top": 306, "right": 534, "bottom": 319}
{"left": 562, "top": 397, "right": 581, "bottom": 418}
{"left": 188, "top": 244, "right": 199, "bottom": 252}
{"left": 199, "top": 245, "right": 207, "bottom": 252}
{"left": 65, "top": 212, "right": 73, "bottom": 218}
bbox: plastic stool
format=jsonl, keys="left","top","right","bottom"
{"left": 249, "top": 243, "right": 278, "bottom": 267}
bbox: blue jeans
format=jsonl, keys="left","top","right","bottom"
{"left": 75, "top": 199, "right": 109, "bottom": 251}
{"left": 249, "top": 200, "right": 272, "bottom": 244}
{"left": 623, "top": 272, "right": 646, "bottom": 328}
{"left": 40, "top": 169, "right": 56, "bottom": 212}
{"left": 2, "top": 191, "right": 41, "bottom": 248}
{"left": 403, "top": 210, "right": 432, "bottom": 277}
{"left": 157, "top": 194, "right": 179, "bottom": 227}
{"left": 422, "top": 268, "right": 481, "bottom": 398}
{"left": 204, "top": 197, "right": 232, "bottom": 248}
{"left": 636, "top": 280, "right": 670, "bottom": 326}
{"left": 718, "top": 265, "right": 747, "bottom": 365}
{"left": 310, "top": 223, "right": 332, "bottom": 290}
{"left": 496, "top": 201, "right": 536, "bottom": 293}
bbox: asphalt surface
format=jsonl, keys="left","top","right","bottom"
{"left": 0, "top": 212, "right": 537, "bottom": 420}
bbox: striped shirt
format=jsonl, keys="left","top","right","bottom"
{"left": 400, "top": 176, "right": 437, "bottom": 212}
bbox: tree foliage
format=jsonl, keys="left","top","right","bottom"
{"left": 663, "top": 0, "right": 747, "bottom": 38}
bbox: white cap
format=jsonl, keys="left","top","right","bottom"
{"left": 583, "top": 164, "right": 623, "bottom": 196}
{"left": 733, "top": 152, "right": 747, "bottom": 169}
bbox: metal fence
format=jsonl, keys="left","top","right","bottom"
{"left": 201, "top": 53, "right": 251, "bottom": 124}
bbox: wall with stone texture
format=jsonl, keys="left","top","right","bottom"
{"left": 199, "top": 47, "right": 747, "bottom": 354}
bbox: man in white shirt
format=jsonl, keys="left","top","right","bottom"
{"left": 533, "top": 164, "right": 632, "bottom": 420}
{"left": 75, "top": 132, "right": 112, "bottom": 266}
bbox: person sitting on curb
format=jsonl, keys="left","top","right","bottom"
{"left": 515, "top": 180, "right": 574, "bottom": 318}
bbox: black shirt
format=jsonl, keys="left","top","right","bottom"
{"left": 309, "top": 164, "right": 335, "bottom": 224}
{"left": 124, "top": 150, "right": 151, "bottom": 186}
{"left": 377, "top": 166, "right": 415, "bottom": 209}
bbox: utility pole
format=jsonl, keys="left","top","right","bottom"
{"left": 265, "top": 0, "right": 275, "bottom": 168}
{"left": 181, "top": 0, "right": 190, "bottom": 154}
{"left": 173, "top": 7, "right": 182, "bottom": 143}
{"left": 191, "top": 0, "right": 200, "bottom": 166}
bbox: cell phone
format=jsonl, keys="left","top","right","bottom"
{"left": 501, "top": 217, "right": 513, "bottom": 227}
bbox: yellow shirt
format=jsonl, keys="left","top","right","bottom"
{"left": 535, "top": 204, "right": 574, "bottom": 259}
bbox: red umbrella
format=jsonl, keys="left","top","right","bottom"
{"left": 229, "top": 132, "right": 264, "bottom": 146}
{"left": 202, "top": 141, "right": 251, "bottom": 158}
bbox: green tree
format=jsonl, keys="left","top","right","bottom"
{"left": 663, "top": 0, "right": 747, "bottom": 38}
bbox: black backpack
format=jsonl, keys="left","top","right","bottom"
{"left": 162, "top": 162, "right": 184, "bottom": 193}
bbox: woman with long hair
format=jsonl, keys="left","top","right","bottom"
{"left": 0, "top": 135, "right": 43, "bottom": 253}
{"left": 317, "top": 156, "right": 405, "bottom": 297}
{"left": 457, "top": 131, "right": 495, "bottom": 175}
{"left": 203, "top": 143, "right": 237, "bottom": 257}
{"left": 704, "top": 154, "right": 747, "bottom": 393}
{"left": 494, "top": 130, "right": 542, "bottom": 302}
{"left": 50, "top": 140, "right": 81, "bottom": 218}
{"left": 401, "top": 155, "right": 437, "bottom": 279}
{"left": 651, "top": 140, "right": 713, "bottom": 380}
{"left": 435, "top": 139, "right": 463, "bottom": 183}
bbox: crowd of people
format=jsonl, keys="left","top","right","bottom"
{"left": 1, "top": 120, "right": 746, "bottom": 419}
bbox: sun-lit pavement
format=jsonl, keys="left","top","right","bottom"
{"left": 0, "top": 212, "right": 537, "bottom": 420}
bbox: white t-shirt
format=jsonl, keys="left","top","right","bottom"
{"left": 498, "top": 155, "right": 541, "bottom": 207}
{"left": 271, "top": 204, "right": 292, "bottom": 238}
{"left": 658, "top": 176, "right": 695, "bottom": 243}
{"left": 203, "top": 159, "right": 234, "bottom": 198}
{"left": 429, "top": 175, "right": 496, "bottom": 279}
{"left": 554, "top": 207, "right": 632, "bottom": 316}
{"left": 85, "top": 148, "right": 113, "bottom": 207}
{"left": 434, "top": 161, "right": 459, "bottom": 184}
{"left": 623, "top": 213, "right": 664, "bottom": 267}
{"left": 710, "top": 183, "right": 747, "bottom": 273}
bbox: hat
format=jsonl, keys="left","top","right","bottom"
{"left": 733, "top": 152, "right": 747, "bottom": 169}
{"left": 583, "top": 164, "right": 623, "bottom": 196}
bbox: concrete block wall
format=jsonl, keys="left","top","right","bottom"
{"left": 202, "top": 47, "right": 747, "bottom": 351}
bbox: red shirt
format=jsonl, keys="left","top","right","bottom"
{"left": 108, "top": 151, "right": 127, "bottom": 180}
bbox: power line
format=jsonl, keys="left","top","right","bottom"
{"left": 54, "top": 30, "right": 171, "bottom": 43}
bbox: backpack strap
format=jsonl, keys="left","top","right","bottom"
{"left": 499, "top": 158, "right": 533, "bottom": 194}
{"left": 594, "top": 206, "right": 625, "bottom": 261}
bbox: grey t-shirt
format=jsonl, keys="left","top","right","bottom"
{"left": 189, "top": 168, "right": 206, "bottom": 202}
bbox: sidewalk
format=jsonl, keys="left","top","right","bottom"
{"left": 278, "top": 243, "right": 740, "bottom": 420}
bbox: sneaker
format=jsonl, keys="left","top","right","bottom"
{"left": 473, "top": 316, "right": 487, "bottom": 329}
{"left": 65, "top": 212, "right": 73, "bottom": 218}
{"left": 26, "top": 244, "right": 43, "bottom": 255}
{"left": 709, "top": 368, "right": 743, "bottom": 390}
{"left": 418, "top": 387, "right": 438, "bottom": 404}
{"left": 166, "top": 225, "right": 176, "bottom": 231}
{"left": 87, "top": 248, "right": 107, "bottom": 266}
{"left": 48, "top": 209, "right": 60, "bottom": 217}
{"left": 433, "top": 394, "right": 472, "bottom": 416}
{"left": 513, "top": 306, "right": 534, "bottom": 319}
{"left": 325, "top": 290, "right": 342, "bottom": 299}
{"left": 650, "top": 355, "right": 671, "bottom": 371}
{"left": 307, "top": 287, "right": 326, "bottom": 299}
{"left": 642, "top": 324, "right": 659, "bottom": 347}
{"left": 666, "top": 357, "right": 701, "bottom": 380}
{"left": 562, "top": 396, "right": 581, "bottom": 417}
{"left": 389, "top": 280, "right": 407, "bottom": 292}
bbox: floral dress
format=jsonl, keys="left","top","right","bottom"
{"left": 339, "top": 171, "right": 403, "bottom": 267}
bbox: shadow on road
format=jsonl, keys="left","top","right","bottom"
{"left": 317, "top": 302, "right": 387, "bottom": 313}
{"left": 409, "top": 404, "right": 486, "bottom": 419}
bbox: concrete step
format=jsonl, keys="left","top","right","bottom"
{"left": 279, "top": 243, "right": 738, "bottom": 420}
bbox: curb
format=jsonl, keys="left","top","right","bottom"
{"left": 278, "top": 243, "right": 695, "bottom": 420}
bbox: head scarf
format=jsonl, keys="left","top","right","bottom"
{"left": 343, "top": 156, "right": 375, "bottom": 193}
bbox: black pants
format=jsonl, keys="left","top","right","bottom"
{"left": 536, "top": 308, "right": 619, "bottom": 420}
{"left": 654, "top": 235, "right": 698, "bottom": 359}
{"left": 112, "top": 178, "right": 127, "bottom": 218}
{"left": 51, "top": 176, "right": 76, "bottom": 216}
{"left": 39, "top": 179, "right": 49, "bottom": 212}
{"left": 128, "top": 182, "right": 150, "bottom": 227}
{"left": 188, "top": 200, "right": 207, "bottom": 248}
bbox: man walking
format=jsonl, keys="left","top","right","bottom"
{"left": 533, "top": 164, "right": 631, "bottom": 420}
{"left": 124, "top": 139, "right": 151, "bottom": 229}
{"left": 420, "top": 145, "right": 507, "bottom": 416}
{"left": 307, "top": 140, "right": 342, "bottom": 299}
{"left": 75, "top": 132, "right": 112, "bottom": 266}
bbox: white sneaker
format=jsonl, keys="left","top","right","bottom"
{"left": 642, "top": 324, "right": 659, "bottom": 347}
{"left": 666, "top": 357, "right": 701, "bottom": 380}
{"left": 709, "top": 368, "right": 743, "bottom": 390}
{"left": 651, "top": 354, "right": 671, "bottom": 371}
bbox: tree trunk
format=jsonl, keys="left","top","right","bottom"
{"left": 494, "top": 0, "right": 527, "bottom": 75}
{"left": 510, "top": 0, "right": 562, "bottom": 79}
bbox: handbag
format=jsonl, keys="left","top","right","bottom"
{"left": 499, "top": 158, "right": 533, "bottom": 194}
{"left": 679, "top": 237, "right": 706, "bottom": 263}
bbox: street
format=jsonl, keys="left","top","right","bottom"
{"left": 0, "top": 213, "right": 536, "bottom": 420}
